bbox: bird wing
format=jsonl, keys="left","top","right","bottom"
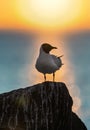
{"left": 51, "top": 55, "right": 63, "bottom": 69}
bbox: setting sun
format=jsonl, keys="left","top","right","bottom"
{"left": 0, "top": 0, "right": 89, "bottom": 32}
{"left": 17, "top": 0, "right": 85, "bottom": 31}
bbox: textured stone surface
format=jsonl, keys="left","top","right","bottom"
{"left": 0, "top": 82, "right": 87, "bottom": 130}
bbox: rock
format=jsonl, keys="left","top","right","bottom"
{"left": 72, "top": 112, "right": 87, "bottom": 130}
{"left": 0, "top": 82, "right": 87, "bottom": 130}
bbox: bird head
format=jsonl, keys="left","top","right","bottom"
{"left": 41, "top": 43, "right": 57, "bottom": 53}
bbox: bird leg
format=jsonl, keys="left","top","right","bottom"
{"left": 53, "top": 73, "right": 55, "bottom": 82}
{"left": 44, "top": 74, "right": 46, "bottom": 82}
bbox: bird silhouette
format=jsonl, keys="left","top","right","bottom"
{"left": 35, "top": 43, "right": 63, "bottom": 81}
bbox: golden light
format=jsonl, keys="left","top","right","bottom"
{"left": 17, "top": 0, "right": 84, "bottom": 31}
{"left": 28, "top": 35, "right": 82, "bottom": 114}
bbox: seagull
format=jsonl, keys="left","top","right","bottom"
{"left": 35, "top": 43, "right": 63, "bottom": 81}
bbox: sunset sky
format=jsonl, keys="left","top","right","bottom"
{"left": 0, "top": 0, "right": 90, "bottom": 32}
{"left": 0, "top": 0, "right": 90, "bottom": 129}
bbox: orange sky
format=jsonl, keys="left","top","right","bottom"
{"left": 0, "top": 0, "right": 90, "bottom": 33}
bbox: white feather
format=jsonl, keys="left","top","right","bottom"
{"left": 35, "top": 47, "right": 63, "bottom": 74}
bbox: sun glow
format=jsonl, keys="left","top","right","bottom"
{"left": 0, "top": 0, "right": 89, "bottom": 31}
{"left": 29, "top": 35, "right": 81, "bottom": 114}
{"left": 17, "top": 0, "right": 84, "bottom": 31}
